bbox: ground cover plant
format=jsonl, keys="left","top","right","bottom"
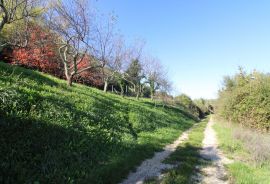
{"left": 0, "top": 62, "right": 197, "bottom": 183}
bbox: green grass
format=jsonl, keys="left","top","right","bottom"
{"left": 213, "top": 121, "right": 270, "bottom": 184}
{"left": 212, "top": 122, "right": 246, "bottom": 159}
{"left": 0, "top": 62, "right": 197, "bottom": 184}
{"left": 145, "top": 118, "right": 208, "bottom": 184}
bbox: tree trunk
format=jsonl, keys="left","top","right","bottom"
{"left": 136, "top": 92, "right": 140, "bottom": 100}
{"left": 62, "top": 53, "right": 73, "bottom": 87}
{"left": 136, "top": 86, "right": 140, "bottom": 100}
{"left": 0, "top": 21, "right": 5, "bottom": 32}
{"left": 67, "top": 75, "right": 73, "bottom": 86}
{"left": 150, "top": 89, "right": 154, "bottom": 100}
{"left": 0, "top": 6, "right": 8, "bottom": 32}
{"left": 103, "top": 80, "right": 108, "bottom": 92}
{"left": 126, "top": 85, "right": 128, "bottom": 95}
{"left": 119, "top": 83, "right": 124, "bottom": 97}
{"left": 150, "top": 81, "right": 155, "bottom": 100}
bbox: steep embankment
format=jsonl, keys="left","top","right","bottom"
{"left": 0, "top": 62, "right": 196, "bottom": 183}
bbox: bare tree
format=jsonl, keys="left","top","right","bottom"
{"left": 119, "top": 41, "right": 145, "bottom": 98}
{"left": 0, "top": 0, "right": 41, "bottom": 48}
{"left": 155, "top": 78, "right": 172, "bottom": 107}
{"left": 93, "top": 21, "right": 147, "bottom": 94}
{"left": 92, "top": 16, "right": 128, "bottom": 92}
{"left": 143, "top": 56, "right": 167, "bottom": 100}
{"left": 104, "top": 37, "right": 129, "bottom": 93}
{"left": 46, "top": 0, "right": 98, "bottom": 86}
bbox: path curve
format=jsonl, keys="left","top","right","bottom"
{"left": 120, "top": 129, "right": 190, "bottom": 184}
{"left": 193, "top": 117, "right": 233, "bottom": 184}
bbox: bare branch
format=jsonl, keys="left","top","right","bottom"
{"left": 45, "top": 0, "right": 96, "bottom": 86}
{"left": 0, "top": 0, "right": 41, "bottom": 32}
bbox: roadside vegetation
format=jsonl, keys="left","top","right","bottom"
{"left": 213, "top": 118, "right": 270, "bottom": 184}
{"left": 1, "top": 1, "right": 269, "bottom": 184}
{"left": 0, "top": 1, "right": 211, "bottom": 183}
{"left": 0, "top": 62, "right": 200, "bottom": 183}
{"left": 214, "top": 67, "right": 270, "bottom": 183}
{"left": 145, "top": 119, "right": 208, "bottom": 184}
{"left": 174, "top": 94, "right": 212, "bottom": 120}
{"left": 216, "top": 67, "right": 270, "bottom": 131}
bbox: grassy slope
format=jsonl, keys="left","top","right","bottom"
{"left": 213, "top": 121, "right": 270, "bottom": 184}
{"left": 0, "top": 62, "right": 196, "bottom": 184}
{"left": 145, "top": 118, "right": 208, "bottom": 184}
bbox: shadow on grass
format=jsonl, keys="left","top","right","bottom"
{"left": 29, "top": 86, "right": 178, "bottom": 133}
{"left": 158, "top": 119, "right": 210, "bottom": 184}
{"left": 0, "top": 116, "right": 113, "bottom": 183}
{"left": 140, "top": 101, "right": 200, "bottom": 122}
{"left": 158, "top": 143, "right": 202, "bottom": 184}
{"left": 0, "top": 115, "right": 195, "bottom": 184}
{"left": 0, "top": 62, "right": 198, "bottom": 183}
{"left": 0, "top": 62, "right": 59, "bottom": 87}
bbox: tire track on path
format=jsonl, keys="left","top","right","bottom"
{"left": 192, "top": 117, "right": 233, "bottom": 184}
{"left": 120, "top": 128, "right": 191, "bottom": 184}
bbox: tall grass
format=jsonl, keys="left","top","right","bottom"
{"left": 233, "top": 126, "right": 270, "bottom": 166}
{"left": 213, "top": 118, "right": 270, "bottom": 184}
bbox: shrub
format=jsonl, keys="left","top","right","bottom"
{"left": 216, "top": 69, "right": 270, "bottom": 131}
{"left": 10, "top": 24, "right": 63, "bottom": 78}
{"left": 1, "top": 24, "right": 104, "bottom": 88}
{"left": 174, "top": 94, "right": 204, "bottom": 119}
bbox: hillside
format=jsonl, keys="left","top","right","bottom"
{"left": 0, "top": 62, "right": 197, "bottom": 183}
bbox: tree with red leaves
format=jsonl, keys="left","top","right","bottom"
{"left": 2, "top": 23, "right": 104, "bottom": 87}
{"left": 10, "top": 24, "right": 63, "bottom": 77}
{"left": 46, "top": 0, "right": 102, "bottom": 86}
{"left": 73, "top": 55, "right": 103, "bottom": 88}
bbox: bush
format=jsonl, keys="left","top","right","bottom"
{"left": 174, "top": 94, "right": 205, "bottom": 119}
{"left": 216, "top": 68, "right": 270, "bottom": 131}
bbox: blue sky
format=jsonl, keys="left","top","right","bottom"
{"left": 94, "top": 0, "right": 270, "bottom": 99}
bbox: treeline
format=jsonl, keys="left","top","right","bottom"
{"left": 0, "top": 0, "right": 212, "bottom": 119}
{"left": 216, "top": 67, "right": 270, "bottom": 131}
{"left": 0, "top": 0, "right": 171, "bottom": 100}
{"left": 175, "top": 94, "right": 213, "bottom": 119}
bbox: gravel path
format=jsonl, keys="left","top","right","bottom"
{"left": 120, "top": 129, "right": 190, "bottom": 184}
{"left": 193, "top": 117, "right": 233, "bottom": 184}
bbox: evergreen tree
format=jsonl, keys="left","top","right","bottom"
{"left": 125, "top": 59, "right": 143, "bottom": 85}
{"left": 125, "top": 59, "right": 144, "bottom": 98}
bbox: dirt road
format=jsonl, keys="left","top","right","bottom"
{"left": 193, "top": 117, "right": 232, "bottom": 184}
{"left": 120, "top": 118, "right": 232, "bottom": 184}
{"left": 120, "top": 129, "right": 190, "bottom": 184}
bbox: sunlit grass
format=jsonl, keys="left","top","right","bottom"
{"left": 213, "top": 119, "right": 270, "bottom": 184}
{"left": 0, "top": 62, "right": 196, "bottom": 183}
{"left": 145, "top": 119, "right": 208, "bottom": 184}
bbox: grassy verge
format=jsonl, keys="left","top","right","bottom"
{"left": 213, "top": 119, "right": 270, "bottom": 184}
{"left": 145, "top": 118, "right": 208, "bottom": 184}
{"left": 0, "top": 62, "right": 196, "bottom": 183}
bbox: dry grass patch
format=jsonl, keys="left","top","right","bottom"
{"left": 233, "top": 126, "right": 270, "bottom": 166}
